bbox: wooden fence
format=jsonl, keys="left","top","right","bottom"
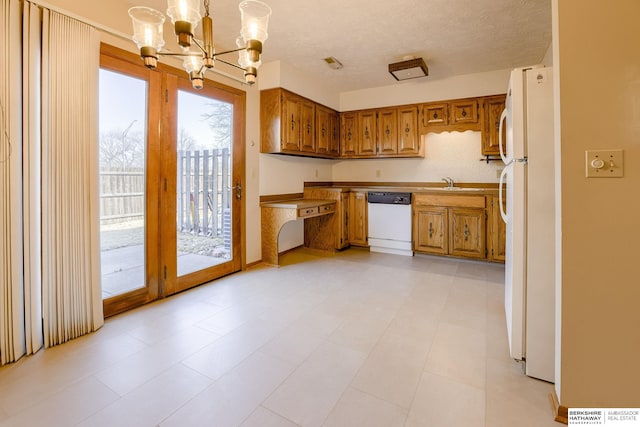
{"left": 99, "top": 148, "right": 231, "bottom": 238}
{"left": 99, "top": 168, "right": 144, "bottom": 223}
{"left": 177, "top": 148, "right": 231, "bottom": 237}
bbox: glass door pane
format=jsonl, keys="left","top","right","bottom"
{"left": 98, "top": 69, "right": 147, "bottom": 299}
{"left": 176, "top": 90, "right": 233, "bottom": 277}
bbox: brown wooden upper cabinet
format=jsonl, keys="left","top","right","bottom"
{"left": 357, "top": 110, "right": 377, "bottom": 157}
{"left": 421, "top": 97, "right": 481, "bottom": 134}
{"left": 261, "top": 88, "right": 337, "bottom": 157}
{"left": 377, "top": 108, "right": 398, "bottom": 155}
{"left": 316, "top": 105, "right": 341, "bottom": 156}
{"left": 300, "top": 99, "right": 316, "bottom": 153}
{"left": 345, "top": 106, "right": 422, "bottom": 158}
{"left": 340, "top": 111, "right": 358, "bottom": 156}
{"left": 281, "top": 91, "right": 302, "bottom": 151}
{"left": 481, "top": 94, "right": 507, "bottom": 156}
{"left": 397, "top": 106, "right": 420, "bottom": 155}
{"left": 261, "top": 87, "right": 504, "bottom": 159}
{"left": 422, "top": 103, "right": 449, "bottom": 128}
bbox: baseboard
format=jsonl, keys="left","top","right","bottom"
{"left": 245, "top": 259, "right": 263, "bottom": 269}
{"left": 549, "top": 390, "right": 569, "bottom": 424}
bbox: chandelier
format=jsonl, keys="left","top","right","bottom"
{"left": 128, "top": 0, "right": 272, "bottom": 88}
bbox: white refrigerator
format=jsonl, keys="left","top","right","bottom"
{"left": 498, "top": 66, "right": 555, "bottom": 382}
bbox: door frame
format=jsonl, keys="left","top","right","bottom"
{"left": 100, "top": 47, "right": 162, "bottom": 316}
{"left": 100, "top": 43, "right": 246, "bottom": 316}
{"left": 161, "top": 73, "right": 246, "bottom": 296}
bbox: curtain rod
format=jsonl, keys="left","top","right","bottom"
{"left": 24, "top": 0, "right": 251, "bottom": 87}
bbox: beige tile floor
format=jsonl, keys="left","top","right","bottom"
{"left": 0, "top": 248, "right": 560, "bottom": 427}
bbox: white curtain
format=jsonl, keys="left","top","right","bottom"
{"left": 22, "top": 1, "right": 44, "bottom": 357}
{"left": 0, "top": 0, "right": 26, "bottom": 366}
{"left": 38, "top": 6, "right": 104, "bottom": 347}
{"left": 1, "top": 1, "right": 103, "bottom": 365}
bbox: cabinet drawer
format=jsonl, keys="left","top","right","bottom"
{"left": 298, "top": 206, "right": 319, "bottom": 217}
{"left": 414, "top": 194, "right": 486, "bottom": 208}
{"left": 319, "top": 204, "right": 336, "bottom": 214}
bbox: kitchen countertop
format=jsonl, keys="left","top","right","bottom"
{"left": 303, "top": 184, "right": 499, "bottom": 195}
{"left": 260, "top": 198, "right": 337, "bottom": 209}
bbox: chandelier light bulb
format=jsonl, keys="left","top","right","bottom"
{"left": 128, "top": 7, "right": 166, "bottom": 68}
{"left": 239, "top": 0, "right": 272, "bottom": 44}
{"left": 167, "top": 0, "right": 201, "bottom": 26}
{"left": 128, "top": 7, "right": 165, "bottom": 51}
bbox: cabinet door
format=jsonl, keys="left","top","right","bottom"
{"left": 348, "top": 191, "right": 368, "bottom": 246}
{"left": 449, "top": 207, "right": 485, "bottom": 259}
{"left": 482, "top": 95, "right": 507, "bottom": 156}
{"left": 329, "top": 111, "right": 340, "bottom": 156}
{"left": 491, "top": 196, "right": 506, "bottom": 262}
{"left": 315, "top": 105, "right": 330, "bottom": 155}
{"left": 339, "top": 192, "right": 350, "bottom": 248}
{"left": 282, "top": 93, "right": 301, "bottom": 151}
{"left": 357, "top": 110, "right": 377, "bottom": 156}
{"left": 414, "top": 207, "right": 448, "bottom": 254}
{"left": 450, "top": 99, "right": 479, "bottom": 127}
{"left": 341, "top": 112, "right": 358, "bottom": 156}
{"left": 300, "top": 99, "right": 316, "bottom": 153}
{"left": 397, "top": 106, "right": 420, "bottom": 155}
{"left": 421, "top": 102, "right": 449, "bottom": 131}
{"left": 377, "top": 108, "right": 397, "bottom": 155}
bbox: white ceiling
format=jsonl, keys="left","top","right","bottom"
{"left": 130, "top": 0, "right": 552, "bottom": 92}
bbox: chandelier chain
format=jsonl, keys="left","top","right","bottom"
{"left": 204, "top": 0, "right": 210, "bottom": 16}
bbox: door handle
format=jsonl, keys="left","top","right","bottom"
{"left": 498, "top": 108, "right": 508, "bottom": 163}
{"left": 234, "top": 183, "right": 242, "bottom": 200}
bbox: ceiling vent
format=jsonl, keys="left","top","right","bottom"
{"left": 323, "top": 56, "right": 343, "bottom": 70}
{"left": 388, "top": 57, "right": 428, "bottom": 81}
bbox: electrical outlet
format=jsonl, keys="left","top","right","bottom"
{"left": 496, "top": 168, "right": 503, "bottom": 179}
{"left": 314, "top": 169, "right": 319, "bottom": 177}
{"left": 585, "top": 149, "right": 624, "bottom": 178}
{"left": 376, "top": 170, "right": 381, "bottom": 178}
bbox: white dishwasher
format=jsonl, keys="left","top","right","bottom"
{"left": 367, "top": 192, "right": 413, "bottom": 256}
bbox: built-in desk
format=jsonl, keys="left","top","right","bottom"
{"left": 260, "top": 199, "right": 336, "bottom": 266}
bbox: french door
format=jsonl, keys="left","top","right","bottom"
{"left": 99, "top": 45, "right": 244, "bottom": 317}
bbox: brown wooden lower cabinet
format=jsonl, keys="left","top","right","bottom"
{"left": 414, "top": 206, "right": 448, "bottom": 254}
{"left": 302, "top": 187, "right": 504, "bottom": 262}
{"left": 304, "top": 187, "right": 350, "bottom": 249}
{"left": 413, "top": 193, "right": 491, "bottom": 261}
{"left": 304, "top": 188, "right": 368, "bottom": 249}
{"left": 449, "top": 207, "right": 486, "bottom": 259}
{"left": 348, "top": 191, "right": 368, "bottom": 246}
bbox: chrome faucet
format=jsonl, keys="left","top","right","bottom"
{"left": 442, "top": 177, "right": 455, "bottom": 188}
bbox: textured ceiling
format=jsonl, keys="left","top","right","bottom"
{"left": 128, "top": 0, "right": 552, "bottom": 92}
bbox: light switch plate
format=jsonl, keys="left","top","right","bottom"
{"left": 585, "top": 149, "right": 623, "bottom": 178}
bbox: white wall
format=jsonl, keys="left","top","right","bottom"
{"left": 554, "top": 0, "right": 640, "bottom": 408}
{"left": 339, "top": 69, "right": 511, "bottom": 111}
{"left": 244, "top": 88, "right": 262, "bottom": 264}
{"left": 259, "top": 60, "right": 341, "bottom": 109}
{"left": 542, "top": 42, "right": 554, "bottom": 67}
